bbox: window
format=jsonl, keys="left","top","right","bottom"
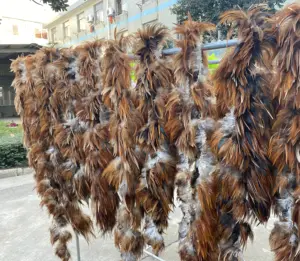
{"left": 42, "top": 30, "right": 48, "bottom": 39}
{"left": 0, "top": 87, "right": 3, "bottom": 106}
{"left": 63, "top": 20, "right": 70, "bottom": 39}
{"left": 77, "top": 12, "right": 85, "bottom": 32}
{"left": 0, "top": 87, "right": 12, "bottom": 106}
{"left": 35, "top": 28, "right": 42, "bottom": 38}
{"left": 35, "top": 28, "right": 47, "bottom": 39}
{"left": 51, "top": 27, "right": 57, "bottom": 42}
{"left": 7, "top": 89, "right": 14, "bottom": 106}
{"left": 94, "top": 2, "right": 104, "bottom": 23}
{"left": 12, "top": 25, "right": 18, "bottom": 35}
{"left": 115, "top": 0, "right": 122, "bottom": 15}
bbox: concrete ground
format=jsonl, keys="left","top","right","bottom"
{"left": 0, "top": 174, "right": 276, "bottom": 261}
{"left": 0, "top": 167, "right": 32, "bottom": 179}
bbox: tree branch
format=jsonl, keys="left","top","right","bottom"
{"left": 31, "top": 0, "right": 43, "bottom": 6}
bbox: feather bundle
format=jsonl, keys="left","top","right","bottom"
{"left": 268, "top": 4, "right": 300, "bottom": 261}
{"left": 164, "top": 15, "right": 217, "bottom": 260}
{"left": 188, "top": 5, "right": 276, "bottom": 260}
{"left": 10, "top": 5, "right": 300, "bottom": 260}
{"left": 101, "top": 36, "right": 146, "bottom": 261}
{"left": 133, "top": 24, "right": 177, "bottom": 254}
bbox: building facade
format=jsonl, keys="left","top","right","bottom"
{"left": 45, "top": 0, "right": 177, "bottom": 46}
{"left": 0, "top": 16, "right": 48, "bottom": 46}
{"left": 0, "top": 16, "right": 48, "bottom": 118}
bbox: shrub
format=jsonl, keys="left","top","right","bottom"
{"left": 0, "top": 123, "right": 27, "bottom": 169}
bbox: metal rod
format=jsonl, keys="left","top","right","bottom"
{"left": 209, "top": 60, "right": 221, "bottom": 65}
{"left": 162, "top": 39, "right": 238, "bottom": 55}
{"left": 75, "top": 233, "right": 81, "bottom": 261}
{"left": 161, "top": 47, "right": 181, "bottom": 55}
{"left": 201, "top": 39, "right": 238, "bottom": 51}
{"left": 161, "top": 39, "right": 238, "bottom": 55}
{"left": 143, "top": 249, "right": 166, "bottom": 261}
{"left": 129, "top": 57, "right": 221, "bottom": 65}
{"left": 128, "top": 39, "right": 238, "bottom": 60}
{"left": 127, "top": 54, "right": 139, "bottom": 60}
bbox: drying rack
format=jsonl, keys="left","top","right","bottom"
{"left": 127, "top": 39, "right": 238, "bottom": 63}
{"left": 73, "top": 38, "right": 239, "bottom": 261}
{"left": 75, "top": 233, "right": 169, "bottom": 261}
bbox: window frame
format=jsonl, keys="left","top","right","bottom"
{"left": 115, "top": 0, "right": 122, "bottom": 16}
{"left": 94, "top": 2, "right": 104, "bottom": 23}
{"left": 0, "top": 87, "right": 3, "bottom": 106}
{"left": 63, "top": 20, "right": 70, "bottom": 39}
{"left": 51, "top": 27, "right": 57, "bottom": 42}
{"left": 35, "top": 28, "right": 42, "bottom": 39}
{"left": 77, "top": 12, "right": 85, "bottom": 32}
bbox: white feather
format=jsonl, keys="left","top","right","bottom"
{"left": 296, "top": 144, "right": 300, "bottom": 163}
{"left": 74, "top": 165, "right": 85, "bottom": 179}
{"left": 121, "top": 252, "right": 137, "bottom": 261}
{"left": 19, "top": 61, "right": 27, "bottom": 83}
{"left": 177, "top": 153, "right": 190, "bottom": 172}
{"left": 220, "top": 107, "right": 236, "bottom": 135}
{"left": 144, "top": 217, "right": 164, "bottom": 242}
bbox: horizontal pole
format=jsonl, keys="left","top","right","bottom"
{"left": 202, "top": 39, "right": 238, "bottom": 51}
{"left": 144, "top": 249, "right": 166, "bottom": 261}
{"left": 208, "top": 60, "right": 221, "bottom": 65}
{"left": 162, "top": 39, "right": 238, "bottom": 55}
{"left": 127, "top": 54, "right": 138, "bottom": 60}
{"left": 162, "top": 47, "right": 181, "bottom": 55}
{"left": 128, "top": 39, "right": 238, "bottom": 60}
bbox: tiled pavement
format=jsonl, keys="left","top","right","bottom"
{"left": 0, "top": 174, "right": 275, "bottom": 261}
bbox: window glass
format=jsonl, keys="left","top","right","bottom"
{"left": 116, "top": 0, "right": 122, "bottom": 15}
{"left": 63, "top": 20, "right": 70, "bottom": 38}
{"left": 12, "top": 25, "right": 18, "bottom": 35}
{"left": 77, "top": 12, "right": 85, "bottom": 32}
{"left": 94, "top": 2, "right": 104, "bottom": 22}
{"left": 51, "top": 27, "right": 57, "bottom": 42}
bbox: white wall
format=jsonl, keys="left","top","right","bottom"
{"left": 0, "top": 17, "right": 48, "bottom": 45}
{"left": 46, "top": 0, "right": 177, "bottom": 47}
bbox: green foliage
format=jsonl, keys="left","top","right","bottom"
{"left": 0, "top": 142, "right": 27, "bottom": 169}
{"left": 32, "top": 0, "right": 69, "bottom": 12}
{"left": 43, "top": 0, "right": 69, "bottom": 12}
{"left": 171, "top": 0, "right": 285, "bottom": 39}
{"left": 130, "top": 62, "right": 137, "bottom": 84}
{"left": 0, "top": 122, "right": 27, "bottom": 169}
{"left": 208, "top": 53, "right": 219, "bottom": 70}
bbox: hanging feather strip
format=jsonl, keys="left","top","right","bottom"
{"left": 132, "top": 24, "right": 177, "bottom": 255}
{"left": 101, "top": 36, "right": 146, "bottom": 261}
{"left": 164, "top": 15, "right": 217, "bottom": 261}
{"left": 268, "top": 4, "right": 300, "bottom": 261}
{"left": 187, "top": 5, "right": 276, "bottom": 261}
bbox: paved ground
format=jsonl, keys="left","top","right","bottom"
{"left": 0, "top": 175, "right": 276, "bottom": 261}
{"left": 0, "top": 168, "right": 32, "bottom": 179}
